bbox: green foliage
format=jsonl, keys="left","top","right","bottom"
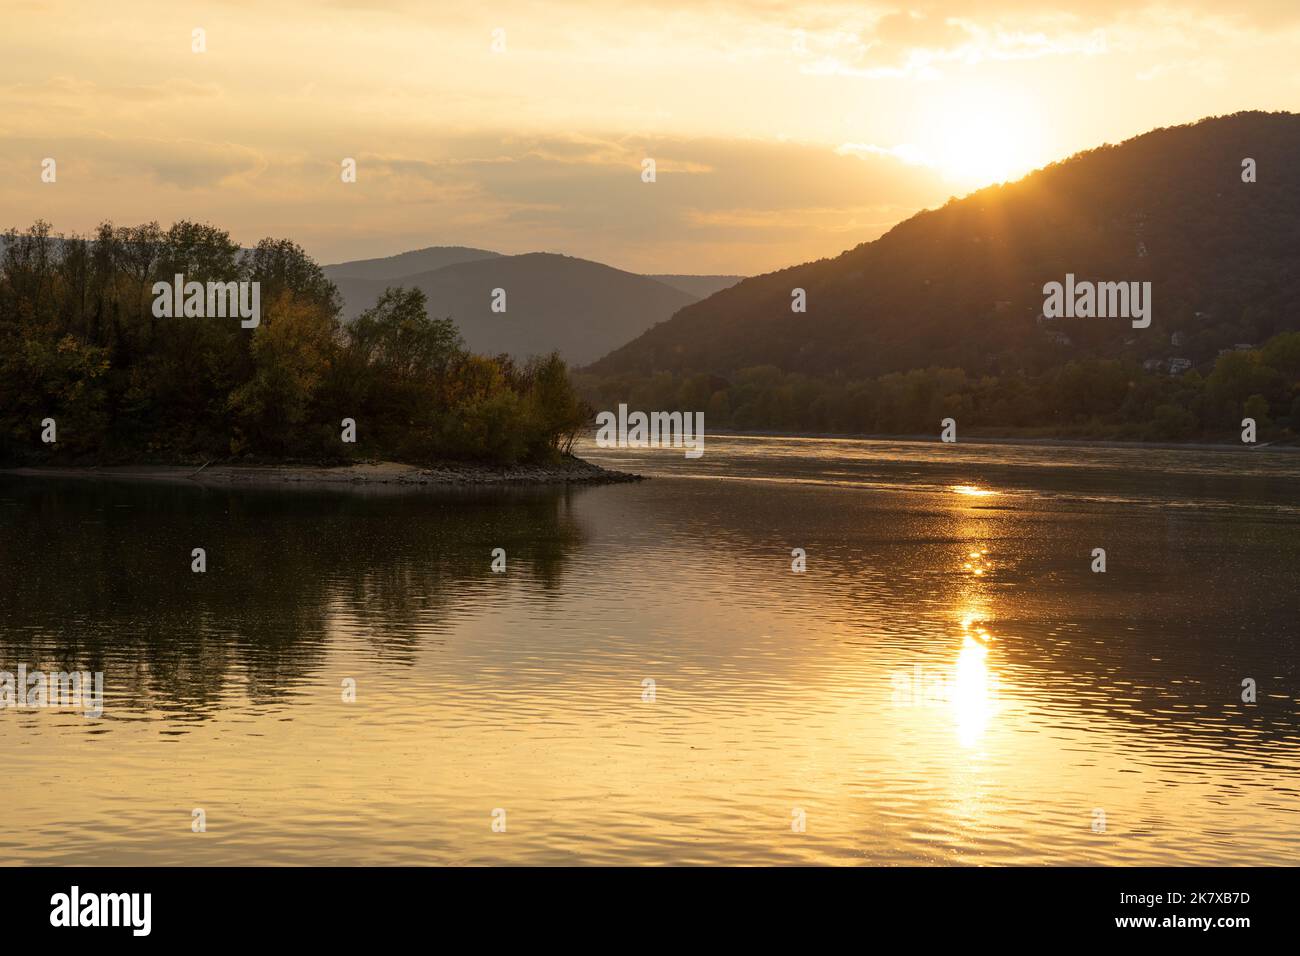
{"left": 578, "top": 331, "right": 1300, "bottom": 443}
{"left": 1150, "top": 403, "right": 1198, "bottom": 441}
{"left": 527, "top": 352, "right": 593, "bottom": 456}
{"left": 440, "top": 390, "right": 534, "bottom": 465}
{"left": 347, "top": 287, "right": 460, "bottom": 379}
{"left": 0, "top": 221, "right": 588, "bottom": 466}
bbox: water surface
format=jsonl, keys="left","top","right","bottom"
{"left": 1, "top": 436, "right": 1297, "bottom": 864}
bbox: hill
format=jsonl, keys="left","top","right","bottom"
{"left": 323, "top": 246, "right": 501, "bottom": 280}
{"left": 580, "top": 112, "right": 1300, "bottom": 442}
{"left": 332, "top": 253, "right": 699, "bottom": 366}
{"left": 591, "top": 111, "right": 1300, "bottom": 380}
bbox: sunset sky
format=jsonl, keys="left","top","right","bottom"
{"left": 2, "top": 0, "right": 1297, "bottom": 273}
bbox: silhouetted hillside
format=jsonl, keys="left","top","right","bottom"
{"left": 579, "top": 113, "right": 1300, "bottom": 442}
{"left": 334, "top": 253, "right": 699, "bottom": 366}
{"left": 592, "top": 112, "right": 1300, "bottom": 380}
{"left": 324, "top": 246, "right": 501, "bottom": 281}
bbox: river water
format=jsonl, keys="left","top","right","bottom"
{"left": 1, "top": 435, "right": 1296, "bottom": 864}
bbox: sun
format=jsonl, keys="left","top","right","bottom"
{"left": 914, "top": 87, "right": 1048, "bottom": 188}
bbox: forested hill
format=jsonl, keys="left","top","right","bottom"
{"left": 590, "top": 111, "right": 1300, "bottom": 381}
{"left": 323, "top": 246, "right": 501, "bottom": 280}
{"left": 329, "top": 253, "right": 700, "bottom": 367}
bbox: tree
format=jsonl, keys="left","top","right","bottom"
{"left": 229, "top": 292, "right": 338, "bottom": 455}
{"left": 527, "top": 352, "right": 589, "bottom": 455}
{"left": 347, "top": 287, "right": 461, "bottom": 380}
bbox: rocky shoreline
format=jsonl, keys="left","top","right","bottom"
{"left": 0, "top": 456, "right": 643, "bottom": 489}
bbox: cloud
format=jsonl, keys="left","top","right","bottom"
{"left": 795, "top": 11, "right": 1110, "bottom": 79}
{"left": 0, "top": 0, "right": 1294, "bottom": 273}
{"left": 0, "top": 128, "right": 955, "bottom": 274}
{"left": 836, "top": 142, "right": 933, "bottom": 167}
{"left": 0, "top": 135, "right": 264, "bottom": 189}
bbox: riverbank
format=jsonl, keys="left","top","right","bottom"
{"left": 0, "top": 456, "right": 643, "bottom": 488}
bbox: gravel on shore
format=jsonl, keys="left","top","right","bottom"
{"left": 0, "top": 457, "right": 643, "bottom": 488}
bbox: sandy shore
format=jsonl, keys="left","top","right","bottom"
{"left": 0, "top": 457, "right": 642, "bottom": 488}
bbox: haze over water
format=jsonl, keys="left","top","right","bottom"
{"left": 1, "top": 436, "right": 1297, "bottom": 865}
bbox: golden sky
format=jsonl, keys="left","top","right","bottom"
{"left": 1, "top": 0, "right": 1297, "bottom": 273}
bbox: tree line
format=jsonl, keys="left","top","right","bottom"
{"left": 578, "top": 331, "right": 1300, "bottom": 443}
{"left": 0, "top": 221, "right": 590, "bottom": 465}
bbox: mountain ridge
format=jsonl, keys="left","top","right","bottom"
{"left": 329, "top": 252, "right": 703, "bottom": 367}
{"left": 588, "top": 111, "right": 1300, "bottom": 380}
{"left": 323, "top": 246, "right": 501, "bottom": 280}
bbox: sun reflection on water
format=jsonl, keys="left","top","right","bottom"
{"left": 953, "top": 632, "right": 994, "bottom": 747}
{"left": 953, "top": 557, "right": 998, "bottom": 746}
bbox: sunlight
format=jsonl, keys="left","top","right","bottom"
{"left": 916, "top": 87, "right": 1047, "bottom": 187}
{"left": 952, "top": 633, "right": 994, "bottom": 747}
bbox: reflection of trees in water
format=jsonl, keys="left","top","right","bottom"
{"left": 0, "top": 478, "right": 587, "bottom": 716}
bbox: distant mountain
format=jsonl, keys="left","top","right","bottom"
{"left": 590, "top": 112, "right": 1300, "bottom": 379}
{"left": 331, "top": 253, "right": 699, "bottom": 366}
{"left": 646, "top": 275, "right": 744, "bottom": 298}
{"left": 323, "top": 246, "right": 501, "bottom": 280}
